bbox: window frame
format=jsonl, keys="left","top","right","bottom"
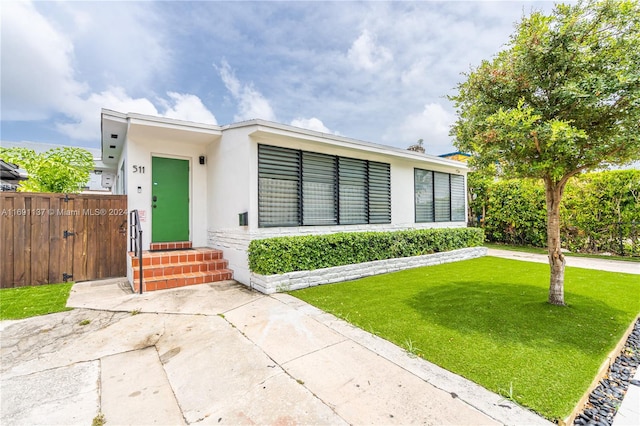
{"left": 258, "top": 144, "right": 391, "bottom": 228}
{"left": 414, "top": 168, "right": 466, "bottom": 223}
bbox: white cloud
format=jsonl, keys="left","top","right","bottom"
{"left": 2, "top": 2, "right": 215, "bottom": 141}
{"left": 218, "top": 60, "right": 276, "bottom": 122}
{"left": 290, "top": 117, "right": 333, "bottom": 134}
{"left": 347, "top": 29, "right": 392, "bottom": 71}
{"left": 57, "top": 87, "right": 216, "bottom": 140}
{"left": 387, "top": 103, "right": 457, "bottom": 155}
{"left": 162, "top": 92, "right": 218, "bottom": 124}
{"left": 0, "top": 1, "right": 87, "bottom": 120}
{"left": 52, "top": 1, "right": 170, "bottom": 91}
{"left": 2, "top": 1, "right": 563, "bottom": 153}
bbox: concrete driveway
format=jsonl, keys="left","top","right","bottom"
{"left": 1, "top": 278, "right": 550, "bottom": 426}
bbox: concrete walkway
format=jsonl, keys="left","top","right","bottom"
{"left": 487, "top": 249, "right": 640, "bottom": 274}
{"left": 1, "top": 278, "right": 551, "bottom": 426}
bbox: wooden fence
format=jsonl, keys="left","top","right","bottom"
{"left": 1, "top": 193, "right": 128, "bottom": 288}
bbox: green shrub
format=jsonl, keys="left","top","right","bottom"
{"left": 484, "top": 179, "right": 547, "bottom": 247}
{"left": 248, "top": 227, "right": 485, "bottom": 275}
{"left": 479, "top": 170, "right": 640, "bottom": 255}
{"left": 561, "top": 170, "right": 640, "bottom": 255}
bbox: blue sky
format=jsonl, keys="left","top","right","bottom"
{"left": 2, "top": 1, "right": 560, "bottom": 156}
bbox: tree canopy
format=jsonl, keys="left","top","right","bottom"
{"left": 450, "top": 0, "right": 640, "bottom": 305}
{"left": 0, "top": 146, "right": 94, "bottom": 193}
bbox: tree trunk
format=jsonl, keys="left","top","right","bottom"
{"left": 545, "top": 179, "right": 566, "bottom": 306}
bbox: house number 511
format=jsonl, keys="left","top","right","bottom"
{"left": 133, "top": 165, "right": 145, "bottom": 173}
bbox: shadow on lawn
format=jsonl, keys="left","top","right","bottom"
{"left": 407, "top": 281, "right": 627, "bottom": 355}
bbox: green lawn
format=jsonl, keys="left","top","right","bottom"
{"left": 292, "top": 257, "right": 640, "bottom": 421}
{"left": 0, "top": 283, "right": 74, "bottom": 320}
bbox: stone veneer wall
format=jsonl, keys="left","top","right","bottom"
{"left": 249, "top": 246, "right": 487, "bottom": 294}
{"left": 208, "top": 222, "right": 472, "bottom": 291}
{"left": 208, "top": 222, "right": 465, "bottom": 252}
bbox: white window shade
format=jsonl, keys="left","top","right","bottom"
{"left": 302, "top": 152, "right": 337, "bottom": 225}
{"left": 258, "top": 145, "right": 300, "bottom": 227}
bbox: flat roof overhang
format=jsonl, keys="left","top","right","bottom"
{"left": 101, "top": 109, "right": 223, "bottom": 167}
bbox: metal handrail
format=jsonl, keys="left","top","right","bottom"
{"left": 129, "top": 210, "right": 143, "bottom": 294}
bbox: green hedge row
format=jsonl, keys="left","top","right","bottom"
{"left": 482, "top": 179, "right": 547, "bottom": 247}
{"left": 473, "top": 170, "right": 639, "bottom": 255}
{"left": 248, "top": 227, "right": 485, "bottom": 275}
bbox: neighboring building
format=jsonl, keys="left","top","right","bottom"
{"left": 439, "top": 151, "right": 471, "bottom": 163}
{"left": 0, "top": 160, "right": 27, "bottom": 191}
{"left": 101, "top": 109, "right": 469, "bottom": 289}
{"left": 0, "top": 141, "right": 112, "bottom": 193}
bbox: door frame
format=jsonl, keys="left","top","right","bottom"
{"left": 150, "top": 154, "right": 192, "bottom": 243}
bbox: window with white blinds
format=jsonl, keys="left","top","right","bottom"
{"left": 339, "top": 157, "right": 368, "bottom": 224}
{"left": 450, "top": 174, "right": 466, "bottom": 221}
{"left": 258, "top": 144, "right": 391, "bottom": 227}
{"left": 368, "top": 161, "right": 391, "bottom": 224}
{"left": 414, "top": 169, "right": 434, "bottom": 222}
{"left": 258, "top": 145, "right": 301, "bottom": 227}
{"left": 434, "top": 172, "right": 451, "bottom": 222}
{"left": 302, "top": 152, "right": 337, "bottom": 226}
{"left": 414, "top": 168, "right": 466, "bottom": 223}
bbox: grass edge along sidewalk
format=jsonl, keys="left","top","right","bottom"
{"left": 292, "top": 256, "right": 640, "bottom": 421}
{"left": 0, "top": 282, "right": 73, "bottom": 320}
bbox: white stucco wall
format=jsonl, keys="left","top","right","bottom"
{"left": 109, "top": 112, "right": 469, "bottom": 292}
{"left": 206, "top": 129, "right": 468, "bottom": 286}
{"left": 205, "top": 126, "right": 254, "bottom": 280}
{"left": 125, "top": 132, "right": 212, "bottom": 250}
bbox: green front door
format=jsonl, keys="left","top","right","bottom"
{"left": 152, "top": 157, "right": 189, "bottom": 242}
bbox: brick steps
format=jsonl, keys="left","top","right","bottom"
{"left": 149, "top": 241, "right": 192, "bottom": 251}
{"left": 133, "top": 259, "right": 228, "bottom": 279}
{"left": 129, "top": 247, "right": 233, "bottom": 292}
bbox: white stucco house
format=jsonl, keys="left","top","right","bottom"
{"left": 101, "top": 109, "right": 470, "bottom": 292}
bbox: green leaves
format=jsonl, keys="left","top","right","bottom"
{"left": 247, "top": 228, "right": 485, "bottom": 275}
{"left": 481, "top": 170, "right": 640, "bottom": 254}
{"left": 484, "top": 179, "right": 550, "bottom": 247}
{"left": 0, "top": 146, "right": 94, "bottom": 193}
{"left": 450, "top": 0, "right": 640, "bottom": 185}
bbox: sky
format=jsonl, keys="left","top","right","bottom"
{"left": 1, "top": 0, "right": 562, "bottom": 156}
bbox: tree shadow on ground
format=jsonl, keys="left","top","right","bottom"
{"left": 406, "top": 281, "right": 628, "bottom": 356}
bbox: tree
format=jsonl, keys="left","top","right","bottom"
{"left": 449, "top": 0, "right": 640, "bottom": 305}
{"left": 0, "top": 146, "right": 94, "bottom": 193}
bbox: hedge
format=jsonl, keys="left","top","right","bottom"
{"left": 475, "top": 170, "right": 639, "bottom": 255}
{"left": 248, "top": 227, "right": 485, "bottom": 275}
{"left": 483, "top": 179, "right": 547, "bottom": 247}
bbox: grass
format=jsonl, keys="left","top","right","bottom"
{"left": 292, "top": 257, "right": 640, "bottom": 421}
{"left": 485, "top": 242, "right": 640, "bottom": 262}
{"left": 0, "top": 283, "right": 74, "bottom": 320}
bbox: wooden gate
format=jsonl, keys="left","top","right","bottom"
{"left": 1, "top": 193, "right": 128, "bottom": 288}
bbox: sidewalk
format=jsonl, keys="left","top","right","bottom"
{"left": 1, "top": 278, "right": 551, "bottom": 426}
{"left": 612, "top": 368, "right": 640, "bottom": 426}
{"left": 487, "top": 249, "right": 640, "bottom": 274}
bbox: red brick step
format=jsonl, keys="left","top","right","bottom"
{"left": 128, "top": 247, "right": 233, "bottom": 292}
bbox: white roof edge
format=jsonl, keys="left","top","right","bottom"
{"left": 99, "top": 111, "right": 468, "bottom": 170}
{"left": 101, "top": 109, "right": 222, "bottom": 133}
{"left": 240, "top": 119, "right": 469, "bottom": 170}
{"left": 101, "top": 108, "right": 127, "bottom": 122}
